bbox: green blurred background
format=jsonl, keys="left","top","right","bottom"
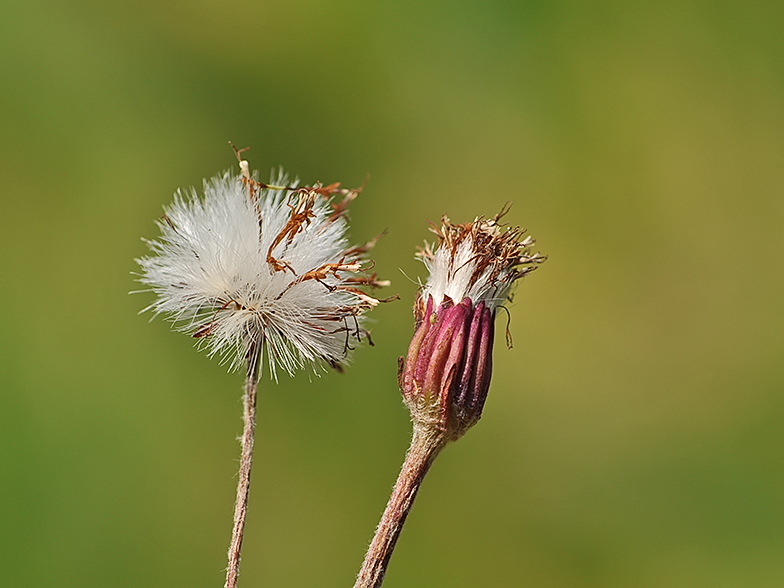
{"left": 2, "top": 0, "right": 783, "bottom": 586}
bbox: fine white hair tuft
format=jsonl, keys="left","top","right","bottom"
{"left": 137, "top": 167, "right": 388, "bottom": 379}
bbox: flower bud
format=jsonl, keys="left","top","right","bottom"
{"left": 398, "top": 209, "right": 545, "bottom": 440}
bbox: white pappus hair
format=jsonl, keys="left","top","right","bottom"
{"left": 137, "top": 166, "right": 389, "bottom": 379}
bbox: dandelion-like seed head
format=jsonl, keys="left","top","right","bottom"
{"left": 137, "top": 157, "right": 390, "bottom": 379}
{"left": 399, "top": 206, "right": 546, "bottom": 439}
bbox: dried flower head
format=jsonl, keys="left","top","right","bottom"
{"left": 399, "top": 206, "right": 545, "bottom": 440}
{"left": 137, "top": 154, "right": 390, "bottom": 378}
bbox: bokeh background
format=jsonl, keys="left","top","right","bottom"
{"left": 2, "top": 1, "right": 783, "bottom": 586}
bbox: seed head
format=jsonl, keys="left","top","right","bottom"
{"left": 399, "top": 207, "right": 545, "bottom": 439}
{"left": 137, "top": 158, "right": 390, "bottom": 379}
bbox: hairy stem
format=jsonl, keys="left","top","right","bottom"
{"left": 353, "top": 424, "right": 447, "bottom": 588}
{"left": 224, "top": 342, "right": 262, "bottom": 588}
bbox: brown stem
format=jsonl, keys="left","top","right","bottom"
{"left": 353, "top": 424, "right": 447, "bottom": 588}
{"left": 224, "top": 342, "right": 262, "bottom": 588}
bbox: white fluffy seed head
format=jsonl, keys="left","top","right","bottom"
{"left": 137, "top": 168, "right": 387, "bottom": 379}
{"left": 416, "top": 208, "right": 546, "bottom": 317}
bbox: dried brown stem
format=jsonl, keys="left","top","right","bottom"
{"left": 224, "top": 340, "right": 262, "bottom": 588}
{"left": 353, "top": 424, "right": 447, "bottom": 588}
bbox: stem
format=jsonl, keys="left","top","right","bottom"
{"left": 224, "top": 342, "right": 262, "bottom": 588}
{"left": 353, "top": 424, "right": 447, "bottom": 588}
